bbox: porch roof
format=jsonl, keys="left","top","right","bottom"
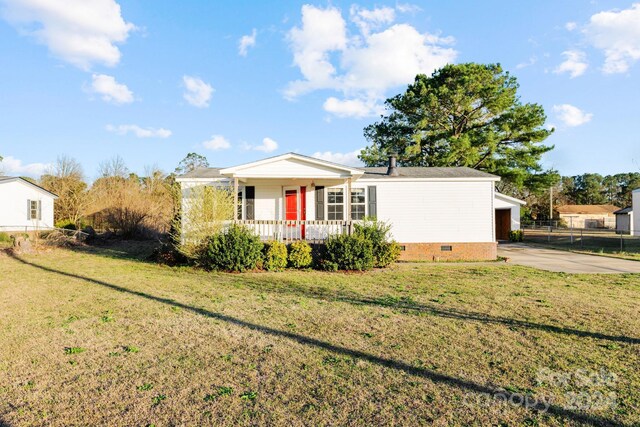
{"left": 177, "top": 153, "right": 365, "bottom": 181}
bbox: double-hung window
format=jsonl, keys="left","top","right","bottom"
{"left": 327, "top": 188, "right": 344, "bottom": 220}
{"left": 350, "top": 188, "right": 366, "bottom": 220}
{"left": 28, "top": 200, "right": 41, "bottom": 220}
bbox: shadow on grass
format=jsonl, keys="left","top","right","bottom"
{"left": 66, "top": 239, "right": 158, "bottom": 262}
{"left": 7, "top": 253, "right": 626, "bottom": 427}
{"left": 237, "top": 277, "right": 640, "bottom": 345}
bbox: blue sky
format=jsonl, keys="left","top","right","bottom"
{"left": 1, "top": 0, "right": 639, "bottom": 179}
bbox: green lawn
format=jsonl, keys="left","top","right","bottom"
{"left": 0, "top": 243, "right": 638, "bottom": 426}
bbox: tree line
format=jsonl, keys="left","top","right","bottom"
{"left": 29, "top": 155, "right": 200, "bottom": 237}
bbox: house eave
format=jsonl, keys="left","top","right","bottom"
{"left": 495, "top": 192, "right": 527, "bottom": 205}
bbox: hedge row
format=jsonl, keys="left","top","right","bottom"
{"left": 186, "top": 219, "right": 400, "bottom": 272}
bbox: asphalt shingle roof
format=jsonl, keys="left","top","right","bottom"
{"left": 178, "top": 167, "right": 223, "bottom": 178}
{"left": 180, "top": 166, "right": 498, "bottom": 180}
{"left": 361, "top": 167, "right": 498, "bottom": 179}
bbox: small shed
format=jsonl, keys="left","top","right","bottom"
{"left": 0, "top": 176, "right": 57, "bottom": 232}
{"left": 494, "top": 192, "right": 526, "bottom": 241}
{"left": 633, "top": 189, "right": 640, "bottom": 237}
{"left": 614, "top": 207, "right": 633, "bottom": 233}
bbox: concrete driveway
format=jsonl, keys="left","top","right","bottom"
{"left": 498, "top": 244, "right": 640, "bottom": 274}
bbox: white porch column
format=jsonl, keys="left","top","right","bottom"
{"left": 346, "top": 177, "right": 352, "bottom": 234}
{"left": 233, "top": 177, "right": 239, "bottom": 221}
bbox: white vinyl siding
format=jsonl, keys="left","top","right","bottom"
{"left": 358, "top": 179, "right": 495, "bottom": 243}
{"left": 0, "top": 180, "right": 55, "bottom": 231}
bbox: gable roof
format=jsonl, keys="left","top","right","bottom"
{"left": 556, "top": 204, "right": 619, "bottom": 215}
{"left": 614, "top": 207, "right": 632, "bottom": 214}
{"left": 0, "top": 176, "right": 58, "bottom": 198}
{"left": 220, "top": 152, "right": 365, "bottom": 178}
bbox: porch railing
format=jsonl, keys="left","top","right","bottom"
{"left": 234, "top": 220, "right": 352, "bottom": 242}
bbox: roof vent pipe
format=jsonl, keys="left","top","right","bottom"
{"left": 387, "top": 152, "right": 399, "bottom": 176}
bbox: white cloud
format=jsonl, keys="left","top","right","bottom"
{"left": 553, "top": 104, "right": 593, "bottom": 127}
{"left": 396, "top": 3, "right": 422, "bottom": 14}
{"left": 182, "top": 75, "right": 213, "bottom": 108}
{"left": 323, "top": 97, "right": 383, "bottom": 118}
{"left": 286, "top": 5, "right": 348, "bottom": 96}
{"left": 1, "top": 0, "right": 135, "bottom": 70}
{"left": 554, "top": 50, "right": 588, "bottom": 78}
{"left": 586, "top": 3, "right": 640, "bottom": 74}
{"left": 285, "top": 5, "right": 456, "bottom": 118}
{"left": 238, "top": 29, "right": 257, "bottom": 56}
{"left": 202, "top": 135, "right": 231, "bottom": 150}
{"left": 254, "top": 137, "right": 279, "bottom": 153}
{"left": 350, "top": 5, "right": 395, "bottom": 36}
{"left": 565, "top": 21, "right": 578, "bottom": 31}
{"left": 242, "top": 137, "right": 279, "bottom": 152}
{"left": 0, "top": 156, "right": 51, "bottom": 177}
{"left": 89, "top": 74, "right": 134, "bottom": 104}
{"left": 312, "top": 149, "right": 364, "bottom": 166}
{"left": 106, "top": 124, "right": 171, "bottom": 138}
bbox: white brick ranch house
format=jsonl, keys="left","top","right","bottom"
{"left": 176, "top": 153, "right": 523, "bottom": 261}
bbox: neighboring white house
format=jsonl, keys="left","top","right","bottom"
{"left": 494, "top": 192, "right": 526, "bottom": 240}
{"left": 177, "top": 153, "right": 515, "bottom": 261}
{"left": 0, "top": 176, "right": 57, "bottom": 232}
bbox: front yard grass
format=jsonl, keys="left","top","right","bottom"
{"left": 0, "top": 242, "right": 638, "bottom": 426}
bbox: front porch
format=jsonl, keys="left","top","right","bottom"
{"left": 234, "top": 219, "right": 353, "bottom": 243}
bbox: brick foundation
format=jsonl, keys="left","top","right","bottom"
{"left": 398, "top": 242, "right": 497, "bottom": 261}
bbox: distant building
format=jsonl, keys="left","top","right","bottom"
{"left": 633, "top": 190, "right": 640, "bottom": 237}
{"left": 556, "top": 204, "right": 619, "bottom": 229}
{"left": 0, "top": 176, "right": 57, "bottom": 232}
{"left": 614, "top": 207, "right": 633, "bottom": 234}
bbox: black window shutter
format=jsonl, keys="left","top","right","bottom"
{"left": 27, "top": 199, "right": 31, "bottom": 220}
{"left": 315, "top": 186, "right": 325, "bottom": 220}
{"left": 367, "top": 186, "right": 377, "bottom": 218}
{"left": 37, "top": 201, "right": 42, "bottom": 220}
{"left": 245, "top": 186, "right": 255, "bottom": 220}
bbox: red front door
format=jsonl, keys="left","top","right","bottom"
{"left": 285, "top": 188, "right": 305, "bottom": 239}
{"left": 285, "top": 190, "right": 298, "bottom": 221}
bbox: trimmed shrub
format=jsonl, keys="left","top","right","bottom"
{"left": 509, "top": 230, "right": 524, "bottom": 242}
{"left": 288, "top": 241, "right": 313, "bottom": 269}
{"left": 262, "top": 241, "right": 288, "bottom": 271}
{"left": 353, "top": 218, "right": 401, "bottom": 267}
{"left": 199, "top": 225, "right": 263, "bottom": 272}
{"left": 0, "top": 232, "right": 11, "bottom": 243}
{"left": 323, "top": 233, "right": 374, "bottom": 271}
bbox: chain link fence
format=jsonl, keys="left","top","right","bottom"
{"left": 522, "top": 226, "right": 640, "bottom": 254}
